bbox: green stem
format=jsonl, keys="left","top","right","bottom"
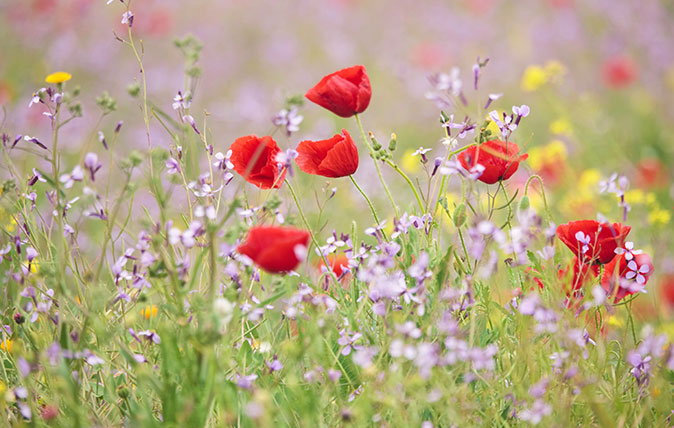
{"left": 286, "top": 181, "right": 340, "bottom": 286}
{"left": 348, "top": 175, "right": 386, "bottom": 236}
{"left": 524, "top": 174, "right": 552, "bottom": 221}
{"left": 384, "top": 159, "right": 425, "bottom": 213}
{"left": 354, "top": 114, "right": 399, "bottom": 217}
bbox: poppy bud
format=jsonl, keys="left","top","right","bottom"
{"left": 14, "top": 313, "right": 25, "bottom": 324}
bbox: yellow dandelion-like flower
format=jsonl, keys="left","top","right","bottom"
{"left": 527, "top": 140, "right": 567, "bottom": 171}
{"left": 606, "top": 315, "right": 624, "bottom": 328}
{"left": 549, "top": 118, "right": 572, "bottom": 136}
{"left": 578, "top": 169, "right": 601, "bottom": 190}
{"left": 648, "top": 208, "right": 671, "bottom": 225}
{"left": 45, "top": 71, "right": 72, "bottom": 84}
{"left": 401, "top": 149, "right": 421, "bottom": 173}
{"left": 543, "top": 60, "right": 567, "bottom": 83}
{"left": 141, "top": 305, "right": 158, "bottom": 319}
{"left": 624, "top": 189, "right": 646, "bottom": 205}
{"left": 485, "top": 114, "right": 502, "bottom": 137}
{"left": 521, "top": 65, "right": 548, "bottom": 92}
{"left": 0, "top": 339, "right": 13, "bottom": 353}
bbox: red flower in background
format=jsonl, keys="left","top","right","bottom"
{"left": 229, "top": 135, "right": 285, "bottom": 189}
{"left": 635, "top": 159, "right": 666, "bottom": 189}
{"left": 318, "top": 253, "right": 351, "bottom": 278}
{"left": 601, "top": 252, "right": 653, "bottom": 303}
{"left": 556, "top": 220, "right": 630, "bottom": 265}
{"left": 295, "top": 129, "right": 359, "bottom": 178}
{"left": 305, "top": 65, "right": 371, "bottom": 118}
{"left": 457, "top": 140, "right": 527, "bottom": 184}
{"left": 660, "top": 275, "right": 674, "bottom": 308}
{"left": 237, "top": 226, "right": 310, "bottom": 273}
{"left": 602, "top": 56, "right": 638, "bottom": 88}
{"left": 560, "top": 256, "right": 600, "bottom": 293}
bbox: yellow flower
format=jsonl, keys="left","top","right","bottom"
{"left": 579, "top": 169, "right": 601, "bottom": 190}
{"left": 401, "top": 149, "right": 421, "bottom": 173}
{"left": 0, "top": 339, "right": 12, "bottom": 353}
{"left": 45, "top": 71, "right": 72, "bottom": 84}
{"left": 521, "top": 65, "right": 548, "bottom": 92}
{"left": 543, "top": 60, "right": 567, "bottom": 83}
{"left": 623, "top": 189, "right": 645, "bottom": 205}
{"left": 606, "top": 315, "right": 624, "bottom": 328}
{"left": 141, "top": 305, "right": 158, "bottom": 319}
{"left": 549, "top": 118, "right": 572, "bottom": 136}
{"left": 22, "top": 259, "right": 39, "bottom": 274}
{"left": 485, "top": 115, "right": 502, "bottom": 137}
{"left": 527, "top": 140, "right": 567, "bottom": 171}
{"left": 648, "top": 208, "right": 671, "bottom": 225}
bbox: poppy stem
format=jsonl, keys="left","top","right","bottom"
{"left": 286, "top": 181, "right": 340, "bottom": 286}
{"left": 384, "top": 159, "right": 426, "bottom": 214}
{"left": 354, "top": 114, "right": 399, "bottom": 217}
{"left": 348, "top": 175, "right": 387, "bottom": 239}
{"left": 524, "top": 174, "right": 552, "bottom": 221}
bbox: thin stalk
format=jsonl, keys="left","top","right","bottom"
{"left": 354, "top": 114, "right": 399, "bottom": 216}
{"left": 348, "top": 175, "right": 386, "bottom": 238}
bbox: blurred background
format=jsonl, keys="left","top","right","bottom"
{"left": 1, "top": 0, "right": 674, "bottom": 317}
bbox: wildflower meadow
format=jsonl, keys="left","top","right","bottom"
{"left": 2, "top": 0, "right": 674, "bottom": 426}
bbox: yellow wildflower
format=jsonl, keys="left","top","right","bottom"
{"left": 543, "top": 60, "right": 567, "bottom": 83}
{"left": 527, "top": 140, "right": 567, "bottom": 171}
{"left": 606, "top": 315, "right": 624, "bottom": 328}
{"left": 521, "top": 65, "right": 547, "bottom": 92}
{"left": 0, "top": 339, "right": 12, "bottom": 353}
{"left": 45, "top": 72, "right": 72, "bottom": 84}
{"left": 648, "top": 208, "right": 671, "bottom": 225}
{"left": 401, "top": 148, "right": 421, "bottom": 173}
{"left": 623, "top": 189, "right": 645, "bottom": 205}
{"left": 549, "top": 118, "right": 572, "bottom": 136}
{"left": 141, "top": 305, "right": 158, "bottom": 319}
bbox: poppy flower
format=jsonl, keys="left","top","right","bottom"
{"left": 305, "top": 65, "right": 372, "bottom": 118}
{"left": 237, "top": 226, "right": 310, "bottom": 273}
{"left": 558, "top": 256, "right": 600, "bottom": 293}
{"left": 318, "top": 253, "right": 351, "bottom": 278}
{"left": 635, "top": 158, "right": 666, "bottom": 189}
{"left": 601, "top": 56, "right": 637, "bottom": 88}
{"left": 660, "top": 275, "right": 674, "bottom": 308}
{"left": 229, "top": 135, "right": 286, "bottom": 189}
{"left": 556, "top": 220, "right": 630, "bottom": 265}
{"left": 601, "top": 252, "right": 653, "bottom": 303}
{"left": 295, "top": 129, "right": 359, "bottom": 178}
{"left": 457, "top": 140, "right": 527, "bottom": 184}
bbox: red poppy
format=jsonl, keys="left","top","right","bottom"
{"left": 558, "top": 256, "right": 600, "bottom": 294}
{"left": 295, "top": 129, "right": 359, "bottom": 178}
{"left": 635, "top": 159, "right": 666, "bottom": 189}
{"left": 601, "top": 56, "right": 637, "bottom": 88}
{"left": 524, "top": 267, "right": 544, "bottom": 290}
{"left": 556, "top": 220, "right": 630, "bottom": 265}
{"left": 305, "top": 65, "right": 372, "bottom": 118}
{"left": 318, "top": 253, "right": 351, "bottom": 278}
{"left": 457, "top": 140, "right": 528, "bottom": 184}
{"left": 229, "top": 135, "right": 286, "bottom": 189}
{"left": 601, "top": 252, "right": 653, "bottom": 303}
{"left": 660, "top": 275, "right": 674, "bottom": 308}
{"left": 237, "top": 226, "right": 310, "bottom": 273}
